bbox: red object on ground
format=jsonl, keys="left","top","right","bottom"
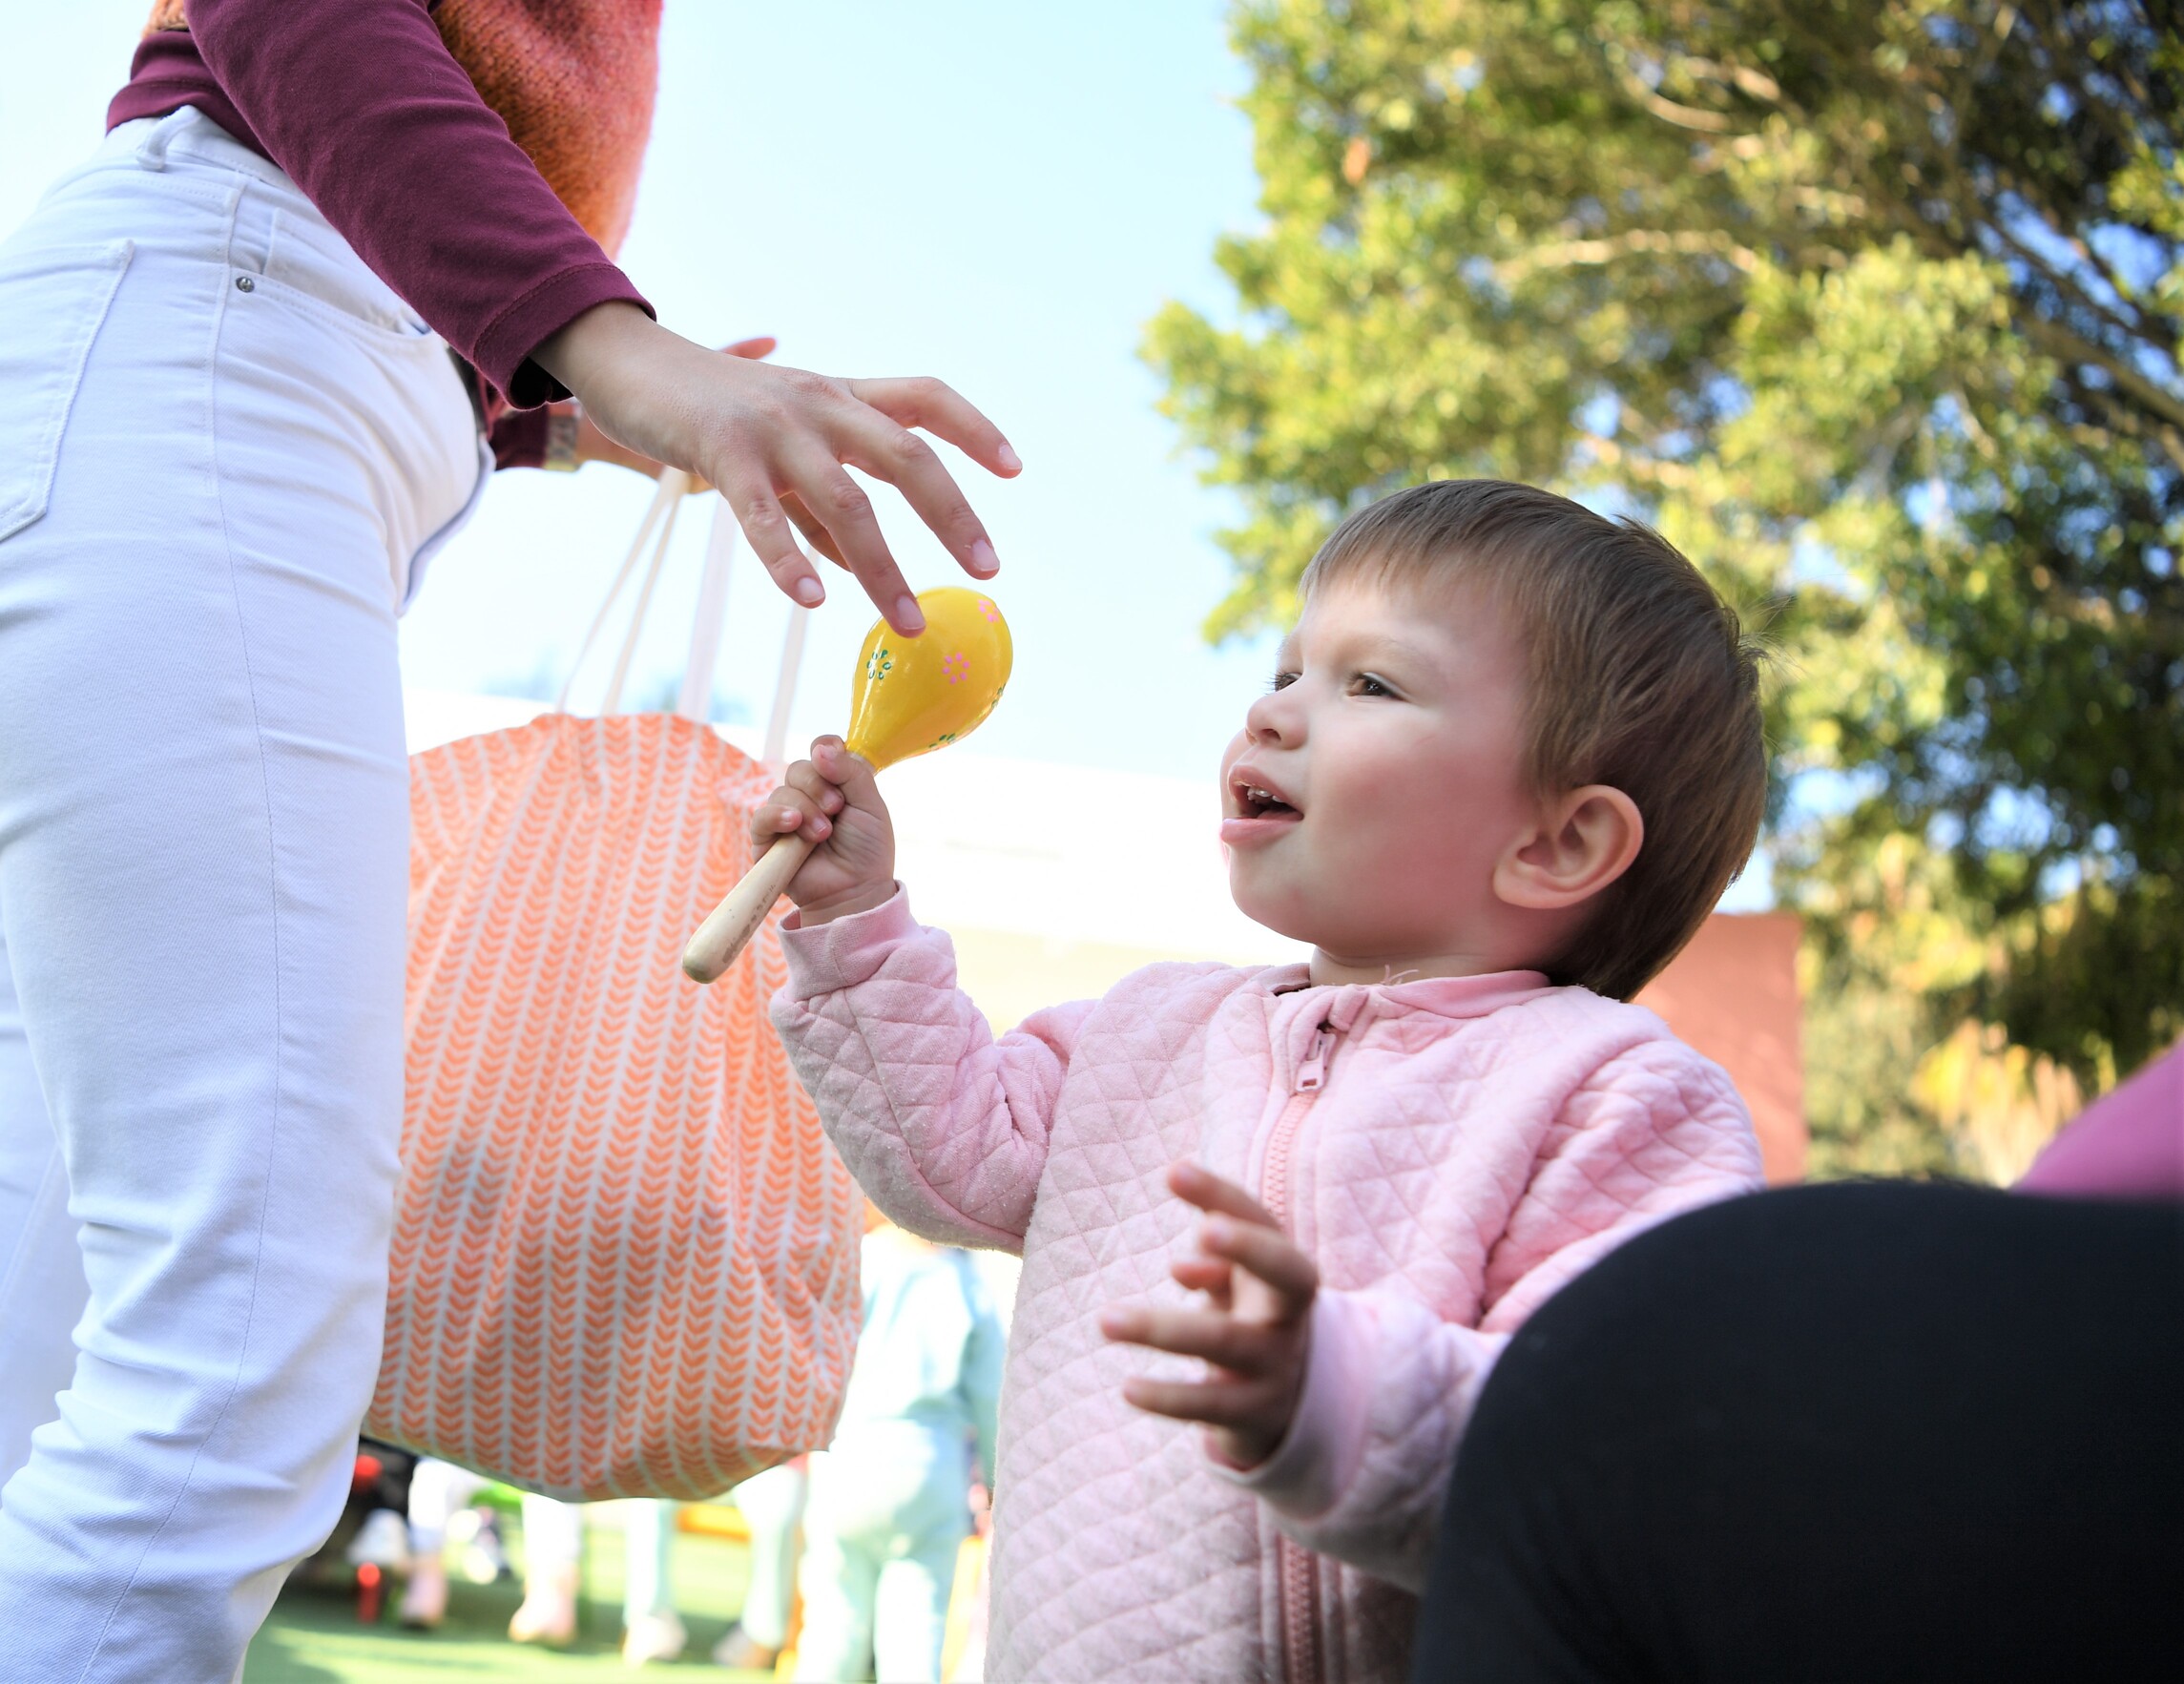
{"left": 356, "top": 1563, "right": 383, "bottom": 1625}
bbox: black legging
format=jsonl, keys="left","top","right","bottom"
{"left": 1414, "top": 1182, "right": 2184, "bottom": 1681}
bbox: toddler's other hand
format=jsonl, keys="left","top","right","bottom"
{"left": 750, "top": 737, "right": 897, "bottom": 925}
{"left": 1100, "top": 1162, "right": 1319, "bottom": 1470}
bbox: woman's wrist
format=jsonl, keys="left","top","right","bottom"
{"left": 532, "top": 300, "right": 663, "bottom": 403}
{"left": 568, "top": 403, "right": 669, "bottom": 477}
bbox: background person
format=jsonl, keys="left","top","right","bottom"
{"left": 508, "top": 1494, "right": 585, "bottom": 1650}
{"left": 0, "top": 3, "right": 1016, "bottom": 1677}
{"left": 618, "top": 1499, "right": 688, "bottom": 1666}
{"left": 794, "top": 1221, "right": 1005, "bottom": 1684}
{"left": 715, "top": 1459, "right": 811, "bottom": 1673}
{"left": 401, "top": 1459, "right": 483, "bottom": 1630}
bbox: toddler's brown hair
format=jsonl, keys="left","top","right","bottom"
{"left": 1301, "top": 480, "right": 1768, "bottom": 1001}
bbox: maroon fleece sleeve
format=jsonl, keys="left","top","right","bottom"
{"left": 179, "top": 0, "right": 651, "bottom": 405}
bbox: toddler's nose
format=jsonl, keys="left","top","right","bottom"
{"left": 1243, "top": 685, "right": 1300, "bottom": 745}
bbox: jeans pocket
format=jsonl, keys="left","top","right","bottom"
{"left": 0, "top": 239, "right": 135, "bottom": 545}
{"left": 264, "top": 209, "right": 432, "bottom": 342}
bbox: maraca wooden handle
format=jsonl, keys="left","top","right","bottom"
{"left": 682, "top": 830, "right": 814, "bottom": 984}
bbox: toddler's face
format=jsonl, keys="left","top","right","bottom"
{"left": 1219, "top": 576, "right": 1540, "bottom": 974}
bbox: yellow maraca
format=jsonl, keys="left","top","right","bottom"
{"left": 682, "top": 586, "right": 1012, "bottom": 984}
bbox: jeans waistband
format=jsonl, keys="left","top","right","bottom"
{"left": 106, "top": 107, "right": 310, "bottom": 202}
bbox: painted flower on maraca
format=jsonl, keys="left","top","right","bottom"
{"left": 842, "top": 587, "right": 1012, "bottom": 774}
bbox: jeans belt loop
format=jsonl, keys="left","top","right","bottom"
{"left": 134, "top": 108, "right": 194, "bottom": 173}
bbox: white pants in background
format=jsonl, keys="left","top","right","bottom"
{"left": 0, "top": 108, "right": 486, "bottom": 1682}
{"left": 796, "top": 1426, "right": 972, "bottom": 1684}
{"left": 733, "top": 1459, "right": 810, "bottom": 1652}
{"left": 518, "top": 1494, "right": 587, "bottom": 1583}
{"left": 406, "top": 1458, "right": 490, "bottom": 1559}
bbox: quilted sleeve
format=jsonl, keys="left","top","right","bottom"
{"left": 1221, "top": 1037, "right": 1764, "bottom": 1589}
{"left": 770, "top": 888, "right": 1092, "bottom": 1253}
{"left": 1217, "top": 1288, "right": 1504, "bottom": 1592}
{"left": 1476, "top": 1036, "right": 1765, "bottom": 1330}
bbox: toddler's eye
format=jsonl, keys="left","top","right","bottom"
{"left": 1268, "top": 670, "right": 1300, "bottom": 692}
{"left": 1352, "top": 673, "right": 1394, "bottom": 697}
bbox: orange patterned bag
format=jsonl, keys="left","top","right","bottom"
{"left": 365, "top": 480, "right": 862, "bottom": 1499}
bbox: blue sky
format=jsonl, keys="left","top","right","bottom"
{"left": 7, "top": 2, "right": 1282, "bottom": 782}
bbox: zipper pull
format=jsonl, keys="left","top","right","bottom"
{"left": 1292, "top": 1022, "right": 1334, "bottom": 1093}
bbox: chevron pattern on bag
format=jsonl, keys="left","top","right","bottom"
{"left": 367, "top": 712, "right": 862, "bottom": 1500}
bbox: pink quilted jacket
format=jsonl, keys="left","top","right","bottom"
{"left": 773, "top": 891, "right": 1763, "bottom": 1682}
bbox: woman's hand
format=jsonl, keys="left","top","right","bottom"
{"left": 537, "top": 302, "right": 1021, "bottom": 635}
{"left": 567, "top": 336, "right": 779, "bottom": 486}
{"left": 749, "top": 737, "right": 898, "bottom": 925}
{"left": 1100, "top": 1162, "right": 1320, "bottom": 1471}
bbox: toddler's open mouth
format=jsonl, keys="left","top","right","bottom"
{"left": 1223, "top": 770, "right": 1303, "bottom": 847}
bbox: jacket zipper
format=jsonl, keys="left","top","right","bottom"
{"left": 1263, "top": 1016, "right": 1335, "bottom": 1684}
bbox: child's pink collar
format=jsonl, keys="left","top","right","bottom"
{"left": 1261, "top": 965, "right": 1554, "bottom": 1021}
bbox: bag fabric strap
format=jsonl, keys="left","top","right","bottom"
{"left": 556, "top": 469, "right": 738, "bottom": 717}
{"left": 676, "top": 498, "right": 737, "bottom": 723}
{"left": 761, "top": 607, "right": 810, "bottom": 766}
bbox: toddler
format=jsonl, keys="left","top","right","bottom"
{"left": 756, "top": 480, "right": 1769, "bottom": 1681}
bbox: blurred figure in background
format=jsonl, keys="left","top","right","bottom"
{"left": 619, "top": 1498, "right": 687, "bottom": 1664}
{"left": 795, "top": 1222, "right": 1004, "bottom": 1683}
{"left": 509, "top": 1492, "right": 585, "bottom": 1647}
{"left": 401, "top": 1465, "right": 811, "bottom": 1664}
{"left": 715, "top": 1459, "right": 810, "bottom": 1672}
{"left": 397, "top": 1456, "right": 507, "bottom": 1628}
{"left": 404, "top": 1479, "right": 683, "bottom": 1660}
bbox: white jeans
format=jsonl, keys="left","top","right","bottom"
{"left": 0, "top": 108, "right": 486, "bottom": 1682}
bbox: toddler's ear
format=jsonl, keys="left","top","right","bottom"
{"left": 1493, "top": 785, "right": 1643, "bottom": 911}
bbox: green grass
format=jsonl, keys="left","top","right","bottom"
{"left": 243, "top": 1517, "right": 766, "bottom": 1683}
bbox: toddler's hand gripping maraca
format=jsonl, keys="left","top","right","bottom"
{"left": 751, "top": 740, "right": 899, "bottom": 924}
{"left": 682, "top": 587, "right": 1012, "bottom": 984}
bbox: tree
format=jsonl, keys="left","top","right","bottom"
{"left": 1149, "top": 0, "right": 2183, "bottom": 1168}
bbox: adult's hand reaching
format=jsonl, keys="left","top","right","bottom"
{"left": 536, "top": 302, "right": 1020, "bottom": 634}
{"left": 566, "top": 335, "right": 779, "bottom": 488}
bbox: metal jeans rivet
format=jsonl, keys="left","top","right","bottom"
{"left": 235, "top": 275, "right": 255, "bottom": 292}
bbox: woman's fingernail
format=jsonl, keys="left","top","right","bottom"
{"left": 895, "top": 594, "right": 926, "bottom": 633}
{"left": 968, "top": 538, "right": 999, "bottom": 576}
{"left": 813, "top": 815, "right": 830, "bottom": 836}
{"left": 1204, "top": 1217, "right": 1232, "bottom": 1246}
{"left": 794, "top": 576, "right": 824, "bottom": 606}
{"left": 997, "top": 443, "right": 1023, "bottom": 473}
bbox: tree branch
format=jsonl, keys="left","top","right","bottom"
{"left": 2019, "top": 310, "right": 2184, "bottom": 436}
{"left": 1495, "top": 227, "right": 1761, "bottom": 283}
{"left": 1615, "top": 67, "right": 1737, "bottom": 133}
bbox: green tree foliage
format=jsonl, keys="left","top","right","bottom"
{"left": 1150, "top": 0, "right": 2182, "bottom": 1166}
